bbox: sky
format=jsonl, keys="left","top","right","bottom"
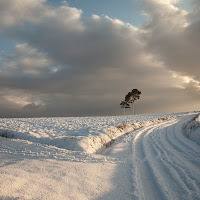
{"left": 0, "top": 0, "right": 199, "bottom": 117}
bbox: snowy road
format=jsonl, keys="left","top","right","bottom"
{"left": 0, "top": 114, "right": 199, "bottom": 199}
{"left": 103, "top": 114, "right": 200, "bottom": 200}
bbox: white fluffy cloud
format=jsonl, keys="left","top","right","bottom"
{"left": 0, "top": 0, "right": 199, "bottom": 117}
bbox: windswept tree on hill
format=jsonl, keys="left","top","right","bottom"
{"left": 120, "top": 89, "right": 141, "bottom": 115}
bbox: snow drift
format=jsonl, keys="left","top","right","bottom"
{"left": 183, "top": 113, "right": 200, "bottom": 145}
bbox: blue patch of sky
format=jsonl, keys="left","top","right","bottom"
{"left": 47, "top": 0, "right": 146, "bottom": 27}
{"left": 0, "top": 36, "right": 16, "bottom": 50}
{"left": 176, "top": 0, "right": 192, "bottom": 11}
{"left": 0, "top": 36, "right": 17, "bottom": 57}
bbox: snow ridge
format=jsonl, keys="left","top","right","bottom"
{"left": 183, "top": 113, "right": 200, "bottom": 145}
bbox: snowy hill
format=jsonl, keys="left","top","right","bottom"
{"left": 0, "top": 112, "right": 200, "bottom": 199}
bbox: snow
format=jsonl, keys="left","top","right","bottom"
{"left": 0, "top": 113, "right": 183, "bottom": 153}
{"left": 0, "top": 112, "right": 200, "bottom": 199}
{"left": 183, "top": 113, "right": 200, "bottom": 145}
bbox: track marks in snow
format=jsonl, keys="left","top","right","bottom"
{"left": 133, "top": 125, "right": 167, "bottom": 200}
{"left": 131, "top": 116, "right": 200, "bottom": 200}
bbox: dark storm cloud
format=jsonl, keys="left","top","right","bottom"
{"left": 0, "top": 0, "right": 199, "bottom": 117}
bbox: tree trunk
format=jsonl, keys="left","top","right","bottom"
{"left": 132, "top": 103, "right": 135, "bottom": 115}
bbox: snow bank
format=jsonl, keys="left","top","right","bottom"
{"left": 0, "top": 114, "right": 183, "bottom": 153}
{"left": 88, "top": 116, "right": 178, "bottom": 153}
{"left": 183, "top": 113, "right": 200, "bottom": 145}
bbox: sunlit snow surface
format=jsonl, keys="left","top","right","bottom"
{"left": 0, "top": 113, "right": 183, "bottom": 153}
{"left": 0, "top": 113, "right": 180, "bottom": 136}
{"left": 0, "top": 112, "right": 200, "bottom": 200}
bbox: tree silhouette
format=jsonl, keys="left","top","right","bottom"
{"left": 120, "top": 89, "right": 141, "bottom": 115}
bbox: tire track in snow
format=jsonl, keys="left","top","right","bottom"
{"left": 132, "top": 115, "right": 200, "bottom": 200}
{"left": 147, "top": 129, "right": 200, "bottom": 199}
{"left": 154, "top": 119, "right": 200, "bottom": 195}
{"left": 132, "top": 125, "right": 167, "bottom": 200}
{"left": 165, "top": 118, "right": 200, "bottom": 165}
{"left": 163, "top": 120, "right": 200, "bottom": 173}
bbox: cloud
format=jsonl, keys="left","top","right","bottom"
{"left": 142, "top": 0, "right": 200, "bottom": 81}
{"left": 0, "top": 0, "right": 45, "bottom": 31}
{"left": 61, "top": 1, "right": 69, "bottom": 7}
{"left": 23, "top": 103, "right": 40, "bottom": 110}
{"left": 0, "top": 0, "right": 199, "bottom": 117}
{"left": 0, "top": 0, "right": 84, "bottom": 31}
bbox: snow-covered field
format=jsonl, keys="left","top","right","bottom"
{"left": 0, "top": 112, "right": 199, "bottom": 199}
{"left": 0, "top": 113, "right": 183, "bottom": 153}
